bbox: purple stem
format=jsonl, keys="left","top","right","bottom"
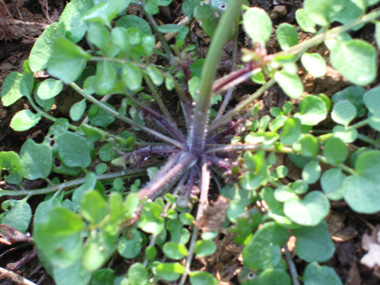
{"left": 128, "top": 95, "right": 187, "bottom": 143}
{"left": 137, "top": 151, "right": 197, "bottom": 200}
{"left": 206, "top": 118, "right": 244, "bottom": 143}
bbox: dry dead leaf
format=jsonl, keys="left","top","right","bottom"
{"left": 361, "top": 225, "right": 380, "bottom": 268}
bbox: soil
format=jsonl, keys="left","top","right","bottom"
{"left": 1, "top": 0, "right": 380, "bottom": 284}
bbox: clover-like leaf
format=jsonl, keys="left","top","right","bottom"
{"left": 304, "top": 0, "right": 344, "bottom": 26}
{"left": 331, "top": 100, "right": 357, "bottom": 126}
{"left": 301, "top": 53, "right": 327, "bottom": 78}
{"left": 163, "top": 242, "right": 188, "bottom": 259}
{"left": 303, "top": 262, "right": 342, "bottom": 285}
{"left": 274, "top": 70, "right": 303, "bottom": 99}
{"left": 321, "top": 168, "right": 346, "bottom": 201}
{"left": 36, "top": 79, "right": 63, "bottom": 100}
{"left": 2, "top": 199, "right": 32, "bottom": 233}
{"left": 295, "top": 9, "right": 316, "bottom": 33}
{"left": 323, "top": 137, "right": 348, "bottom": 165}
{"left": 276, "top": 23, "right": 298, "bottom": 50}
{"left": 243, "top": 222, "right": 289, "bottom": 270}
{"left": 48, "top": 37, "right": 91, "bottom": 84}
{"left": 128, "top": 263, "right": 148, "bottom": 285}
{"left": 81, "top": 190, "right": 108, "bottom": 225}
{"left": 343, "top": 150, "right": 380, "bottom": 213}
{"left": 280, "top": 117, "right": 301, "bottom": 146}
{"left": 20, "top": 139, "right": 52, "bottom": 180}
{"left": 294, "top": 95, "right": 327, "bottom": 126}
{"left": 330, "top": 39, "right": 376, "bottom": 86}
{"left": 118, "top": 229, "right": 142, "bottom": 259}
{"left": 10, "top": 110, "right": 41, "bottom": 132}
{"left": 302, "top": 160, "right": 321, "bottom": 184}
{"left": 243, "top": 8, "right": 272, "bottom": 44}
{"left": 122, "top": 63, "right": 142, "bottom": 91}
{"left": 56, "top": 131, "right": 91, "bottom": 168}
{"left": 294, "top": 221, "right": 335, "bottom": 262}
{"left": 284, "top": 191, "right": 330, "bottom": 226}
{"left": 194, "top": 240, "right": 216, "bottom": 257}
{"left": 155, "top": 263, "right": 184, "bottom": 282}
{"left": 190, "top": 271, "right": 218, "bottom": 285}
{"left": 34, "top": 207, "right": 84, "bottom": 268}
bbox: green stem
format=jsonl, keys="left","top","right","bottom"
{"left": 188, "top": 0, "right": 243, "bottom": 153}
{"left": 70, "top": 83, "right": 185, "bottom": 149}
{"left": 347, "top": 119, "right": 369, "bottom": 130}
{"left": 0, "top": 169, "right": 146, "bottom": 197}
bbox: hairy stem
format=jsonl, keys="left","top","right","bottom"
{"left": 137, "top": 152, "right": 197, "bottom": 200}
{"left": 188, "top": 0, "right": 243, "bottom": 153}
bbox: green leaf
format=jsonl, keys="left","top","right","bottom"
{"left": 301, "top": 53, "right": 327, "bottom": 78}
{"left": 83, "top": 0, "right": 130, "bottom": 27}
{"left": 87, "top": 22, "right": 111, "bottom": 52}
{"left": 93, "top": 62, "right": 117, "bottom": 95}
{"left": 333, "top": 125, "right": 358, "bottom": 143}
{"left": 20, "top": 139, "right": 52, "bottom": 180}
{"left": 332, "top": 86, "right": 366, "bottom": 117}
{"left": 323, "top": 137, "right": 348, "bottom": 164}
{"left": 295, "top": 9, "right": 316, "bottom": 33}
{"left": 274, "top": 70, "right": 303, "bottom": 99}
{"left": 128, "top": 263, "right": 148, "bottom": 285}
{"left": 194, "top": 240, "right": 216, "bottom": 257}
{"left": 304, "top": 0, "right": 344, "bottom": 26}
{"left": 303, "top": 262, "right": 342, "bottom": 285}
{"left": 294, "top": 95, "right": 327, "bottom": 126}
{"left": 243, "top": 8, "right": 272, "bottom": 44}
{"left": 10, "top": 110, "right": 41, "bottom": 132}
{"left": 163, "top": 242, "right": 188, "bottom": 259}
{"left": 302, "top": 160, "right": 321, "bottom": 184}
{"left": 48, "top": 37, "right": 91, "bottom": 84}
{"left": 330, "top": 39, "right": 376, "bottom": 86}
{"left": 1, "top": 62, "right": 34, "bottom": 106}
{"left": 189, "top": 271, "right": 218, "bottom": 285}
{"left": 331, "top": 100, "right": 357, "bottom": 126}
{"left": 81, "top": 191, "right": 108, "bottom": 224}
{"left": 122, "top": 63, "right": 142, "bottom": 91}
{"left": 29, "top": 23, "right": 66, "bottom": 72}
{"left": 253, "top": 268, "right": 291, "bottom": 285}
{"left": 70, "top": 99, "right": 87, "bottom": 121}
{"left": 294, "top": 221, "right": 335, "bottom": 262}
{"left": 72, "top": 172, "right": 97, "bottom": 209}
{"left": 91, "top": 268, "right": 115, "bottom": 285}
{"left": 155, "top": 262, "right": 184, "bottom": 282}
{"left": 118, "top": 230, "right": 142, "bottom": 259}
{"left": 0, "top": 151, "right": 23, "bottom": 185}
{"left": 145, "top": 66, "right": 164, "bottom": 86}
{"left": 280, "top": 117, "right": 301, "bottom": 145}
{"left": 376, "top": 22, "right": 380, "bottom": 49}
{"left": 231, "top": 209, "right": 262, "bottom": 245}
{"left": 116, "top": 15, "right": 152, "bottom": 37}
{"left": 274, "top": 186, "right": 295, "bottom": 202}
{"left": 291, "top": 180, "right": 309, "bottom": 195}
{"left": 145, "top": 246, "right": 157, "bottom": 260}
{"left": 321, "top": 168, "right": 346, "bottom": 200}
{"left": 34, "top": 207, "right": 84, "bottom": 268}
{"left": 52, "top": 260, "right": 91, "bottom": 285}
{"left": 300, "top": 134, "right": 319, "bottom": 157}
{"left": 88, "top": 103, "right": 116, "bottom": 129}
{"left": 241, "top": 151, "right": 268, "bottom": 191}
{"left": 145, "top": 0, "right": 172, "bottom": 15}
{"left": 243, "top": 222, "right": 289, "bottom": 270}
{"left": 2, "top": 199, "right": 32, "bottom": 233}
{"left": 138, "top": 202, "right": 165, "bottom": 234}
{"left": 343, "top": 150, "right": 380, "bottom": 213}
{"left": 82, "top": 230, "right": 116, "bottom": 272}
{"left": 284, "top": 191, "right": 330, "bottom": 226}
{"left": 36, "top": 79, "right": 63, "bottom": 100}
{"left": 59, "top": 0, "right": 91, "bottom": 43}
{"left": 363, "top": 86, "right": 380, "bottom": 131}
{"left": 182, "top": 0, "right": 200, "bottom": 17}
{"left": 276, "top": 23, "right": 298, "bottom": 50}
{"left": 332, "top": 0, "right": 365, "bottom": 25}
{"left": 56, "top": 131, "right": 91, "bottom": 168}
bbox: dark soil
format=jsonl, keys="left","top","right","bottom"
{"left": 1, "top": 0, "right": 380, "bottom": 284}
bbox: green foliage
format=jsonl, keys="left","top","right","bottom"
{"left": 0, "top": 0, "right": 379, "bottom": 284}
